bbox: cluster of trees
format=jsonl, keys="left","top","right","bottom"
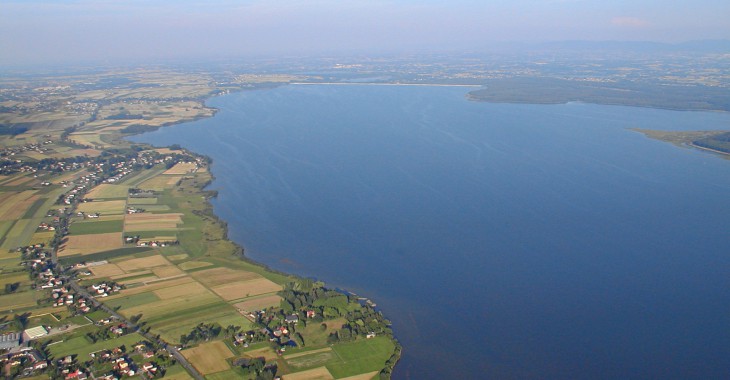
{"left": 694, "top": 132, "right": 730, "bottom": 154}
{"left": 235, "top": 357, "right": 277, "bottom": 380}
{"left": 0, "top": 125, "right": 29, "bottom": 135}
{"left": 279, "top": 280, "right": 350, "bottom": 319}
{"left": 179, "top": 323, "right": 222, "bottom": 346}
{"left": 86, "top": 327, "right": 116, "bottom": 343}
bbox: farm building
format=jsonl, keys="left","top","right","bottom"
{"left": 0, "top": 332, "right": 20, "bottom": 349}
{"left": 22, "top": 326, "right": 48, "bottom": 341}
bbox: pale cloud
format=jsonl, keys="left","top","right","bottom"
{"left": 611, "top": 16, "right": 650, "bottom": 28}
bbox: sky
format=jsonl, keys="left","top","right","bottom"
{"left": 1, "top": 0, "right": 729, "bottom": 66}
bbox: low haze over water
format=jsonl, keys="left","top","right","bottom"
{"left": 132, "top": 85, "right": 730, "bottom": 379}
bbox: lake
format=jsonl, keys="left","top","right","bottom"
{"left": 131, "top": 84, "right": 730, "bottom": 379}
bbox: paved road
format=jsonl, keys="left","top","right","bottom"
{"left": 64, "top": 279, "right": 204, "bottom": 380}
{"left": 51, "top": 198, "right": 203, "bottom": 380}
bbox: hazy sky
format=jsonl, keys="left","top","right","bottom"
{"left": 1, "top": 0, "right": 729, "bottom": 65}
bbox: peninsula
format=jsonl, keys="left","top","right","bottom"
{"left": 0, "top": 68, "right": 400, "bottom": 379}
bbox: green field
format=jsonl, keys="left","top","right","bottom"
{"left": 69, "top": 219, "right": 124, "bottom": 235}
{"left": 1, "top": 219, "right": 35, "bottom": 250}
{"left": 104, "top": 291, "right": 161, "bottom": 310}
{"left": 326, "top": 337, "right": 395, "bottom": 378}
{"left": 127, "top": 197, "right": 158, "bottom": 205}
{"left": 48, "top": 332, "right": 147, "bottom": 359}
{"left": 89, "top": 184, "right": 129, "bottom": 199}
{"left": 0, "top": 290, "right": 43, "bottom": 312}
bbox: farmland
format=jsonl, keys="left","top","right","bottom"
{"left": 0, "top": 69, "right": 400, "bottom": 379}
{"left": 181, "top": 341, "right": 235, "bottom": 375}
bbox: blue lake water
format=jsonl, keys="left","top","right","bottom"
{"left": 131, "top": 85, "right": 730, "bottom": 379}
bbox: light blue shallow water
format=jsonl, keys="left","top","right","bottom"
{"left": 132, "top": 85, "right": 730, "bottom": 379}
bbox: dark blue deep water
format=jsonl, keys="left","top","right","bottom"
{"left": 132, "top": 85, "right": 730, "bottom": 379}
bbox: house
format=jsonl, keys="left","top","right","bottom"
{"left": 366, "top": 332, "right": 377, "bottom": 339}
{"left": 285, "top": 314, "right": 299, "bottom": 324}
{"left": 33, "top": 360, "right": 48, "bottom": 370}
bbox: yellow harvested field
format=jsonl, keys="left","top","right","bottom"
{"left": 233, "top": 295, "right": 282, "bottom": 312}
{"left": 339, "top": 371, "right": 380, "bottom": 380}
{"left": 59, "top": 232, "right": 123, "bottom": 256}
{"left": 139, "top": 175, "right": 182, "bottom": 190}
{"left": 153, "top": 281, "right": 208, "bottom": 300}
{"left": 163, "top": 162, "right": 198, "bottom": 175}
{"left": 86, "top": 184, "right": 129, "bottom": 199}
{"left": 126, "top": 222, "right": 178, "bottom": 231}
{"left": 178, "top": 261, "right": 213, "bottom": 270}
{"left": 111, "top": 270, "right": 152, "bottom": 280}
{"left": 4, "top": 176, "right": 35, "bottom": 187}
{"left": 118, "top": 275, "right": 158, "bottom": 285}
{"left": 191, "top": 268, "right": 261, "bottom": 288}
{"left": 282, "top": 367, "right": 335, "bottom": 380}
{"left": 211, "top": 278, "right": 283, "bottom": 301}
{"left": 125, "top": 215, "right": 183, "bottom": 232}
{"left": 182, "top": 341, "right": 234, "bottom": 375}
{"left": 125, "top": 213, "right": 183, "bottom": 224}
{"left": 152, "top": 265, "right": 184, "bottom": 278}
{"left": 117, "top": 254, "right": 170, "bottom": 270}
{"left": 152, "top": 148, "right": 177, "bottom": 155}
{"left": 89, "top": 263, "right": 126, "bottom": 278}
{"left": 76, "top": 200, "right": 126, "bottom": 215}
{"left": 107, "top": 277, "right": 195, "bottom": 298}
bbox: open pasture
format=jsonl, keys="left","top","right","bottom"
{"left": 86, "top": 184, "right": 129, "bottom": 199}
{"left": 59, "top": 232, "right": 123, "bottom": 256}
{"left": 76, "top": 199, "right": 126, "bottom": 215}
{"left": 326, "top": 337, "right": 396, "bottom": 379}
{"left": 182, "top": 340, "right": 234, "bottom": 375}
{"left": 286, "top": 351, "right": 337, "bottom": 371}
{"left": 211, "top": 278, "right": 283, "bottom": 301}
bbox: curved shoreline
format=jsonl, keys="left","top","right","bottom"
{"left": 124, "top": 87, "right": 403, "bottom": 377}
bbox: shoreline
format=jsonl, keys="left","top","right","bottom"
{"left": 125, "top": 87, "right": 403, "bottom": 377}
{"left": 291, "top": 82, "right": 482, "bottom": 87}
